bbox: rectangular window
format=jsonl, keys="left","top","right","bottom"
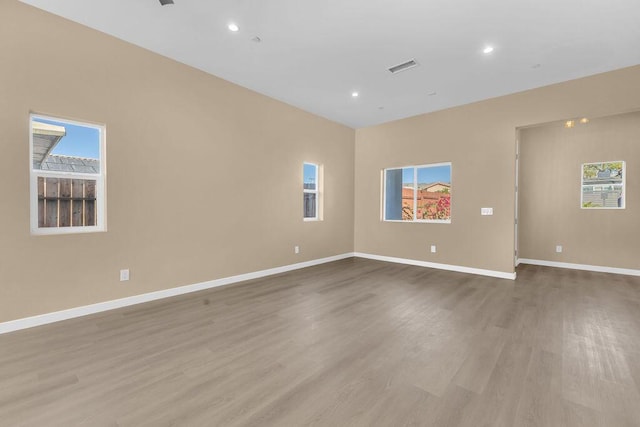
{"left": 581, "top": 161, "right": 625, "bottom": 209}
{"left": 30, "top": 114, "right": 106, "bottom": 234}
{"left": 303, "top": 162, "right": 319, "bottom": 220}
{"left": 383, "top": 163, "right": 451, "bottom": 223}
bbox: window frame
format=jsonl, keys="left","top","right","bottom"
{"left": 580, "top": 161, "right": 625, "bottom": 210}
{"left": 303, "top": 162, "right": 319, "bottom": 221}
{"left": 29, "top": 113, "right": 107, "bottom": 235}
{"left": 382, "top": 162, "right": 452, "bottom": 224}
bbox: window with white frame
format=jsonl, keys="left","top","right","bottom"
{"left": 581, "top": 161, "right": 625, "bottom": 209}
{"left": 30, "top": 114, "right": 106, "bottom": 234}
{"left": 383, "top": 162, "right": 451, "bottom": 222}
{"left": 303, "top": 162, "right": 319, "bottom": 220}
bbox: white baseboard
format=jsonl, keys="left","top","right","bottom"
{"left": 354, "top": 252, "right": 516, "bottom": 280}
{"left": 517, "top": 258, "right": 640, "bottom": 277}
{"left": 0, "top": 253, "right": 355, "bottom": 335}
{"left": 1, "top": 251, "right": 521, "bottom": 335}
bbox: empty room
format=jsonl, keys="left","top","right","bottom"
{"left": 1, "top": 0, "right": 640, "bottom": 425}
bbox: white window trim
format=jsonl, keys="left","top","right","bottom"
{"left": 29, "top": 113, "right": 107, "bottom": 235}
{"left": 303, "top": 162, "right": 319, "bottom": 221}
{"left": 382, "top": 162, "right": 452, "bottom": 224}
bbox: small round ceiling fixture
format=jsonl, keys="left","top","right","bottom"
{"left": 228, "top": 23, "right": 239, "bottom": 32}
{"left": 483, "top": 46, "right": 494, "bottom": 54}
{"left": 351, "top": 92, "right": 359, "bottom": 98}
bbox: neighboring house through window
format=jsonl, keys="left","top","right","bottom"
{"left": 30, "top": 114, "right": 106, "bottom": 234}
{"left": 383, "top": 163, "right": 452, "bottom": 223}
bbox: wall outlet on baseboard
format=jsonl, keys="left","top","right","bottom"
{"left": 294, "top": 246, "right": 300, "bottom": 254}
{"left": 555, "top": 245, "right": 563, "bottom": 253}
{"left": 430, "top": 245, "right": 437, "bottom": 253}
{"left": 120, "top": 269, "right": 130, "bottom": 281}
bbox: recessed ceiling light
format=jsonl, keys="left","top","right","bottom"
{"left": 228, "top": 23, "right": 239, "bottom": 32}
{"left": 580, "top": 118, "right": 589, "bottom": 124}
{"left": 352, "top": 92, "right": 359, "bottom": 98}
{"left": 483, "top": 46, "right": 494, "bottom": 54}
{"left": 565, "top": 120, "right": 575, "bottom": 128}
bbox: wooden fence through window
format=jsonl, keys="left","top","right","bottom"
{"left": 37, "top": 177, "right": 96, "bottom": 228}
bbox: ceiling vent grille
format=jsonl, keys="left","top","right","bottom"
{"left": 388, "top": 59, "right": 418, "bottom": 74}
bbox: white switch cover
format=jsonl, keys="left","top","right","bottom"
{"left": 294, "top": 246, "right": 300, "bottom": 254}
{"left": 481, "top": 207, "right": 494, "bottom": 216}
{"left": 556, "top": 245, "right": 563, "bottom": 253}
{"left": 120, "top": 269, "right": 130, "bottom": 281}
{"left": 430, "top": 245, "right": 437, "bottom": 253}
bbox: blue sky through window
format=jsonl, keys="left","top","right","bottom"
{"left": 35, "top": 118, "right": 100, "bottom": 159}
{"left": 402, "top": 168, "right": 414, "bottom": 186}
{"left": 303, "top": 163, "right": 317, "bottom": 189}
{"left": 401, "top": 164, "right": 451, "bottom": 186}
{"left": 418, "top": 164, "right": 451, "bottom": 184}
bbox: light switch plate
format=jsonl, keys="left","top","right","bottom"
{"left": 481, "top": 207, "right": 494, "bottom": 216}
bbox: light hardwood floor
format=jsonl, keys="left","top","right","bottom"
{"left": 1, "top": 258, "right": 640, "bottom": 426}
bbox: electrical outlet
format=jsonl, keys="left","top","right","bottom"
{"left": 294, "top": 246, "right": 300, "bottom": 254}
{"left": 481, "top": 207, "right": 494, "bottom": 216}
{"left": 120, "top": 269, "right": 130, "bottom": 281}
{"left": 555, "top": 245, "right": 563, "bottom": 253}
{"left": 430, "top": 245, "right": 437, "bottom": 253}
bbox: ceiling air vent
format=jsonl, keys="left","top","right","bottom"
{"left": 388, "top": 59, "right": 418, "bottom": 74}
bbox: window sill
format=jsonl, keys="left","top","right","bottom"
{"left": 383, "top": 219, "right": 451, "bottom": 224}
{"left": 31, "top": 226, "right": 107, "bottom": 236}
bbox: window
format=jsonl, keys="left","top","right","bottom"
{"left": 30, "top": 114, "right": 106, "bottom": 234}
{"left": 581, "top": 161, "right": 625, "bottom": 209}
{"left": 303, "top": 162, "right": 319, "bottom": 220}
{"left": 383, "top": 162, "right": 451, "bottom": 222}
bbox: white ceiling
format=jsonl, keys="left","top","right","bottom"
{"left": 19, "top": 0, "right": 640, "bottom": 128}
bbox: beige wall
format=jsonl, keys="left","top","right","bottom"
{"left": 3, "top": 1, "right": 640, "bottom": 323}
{"left": 519, "top": 112, "right": 640, "bottom": 269}
{"left": 354, "top": 66, "right": 640, "bottom": 274}
{"left": 0, "top": 1, "right": 355, "bottom": 322}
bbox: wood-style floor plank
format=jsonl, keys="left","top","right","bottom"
{"left": 1, "top": 258, "right": 640, "bottom": 426}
